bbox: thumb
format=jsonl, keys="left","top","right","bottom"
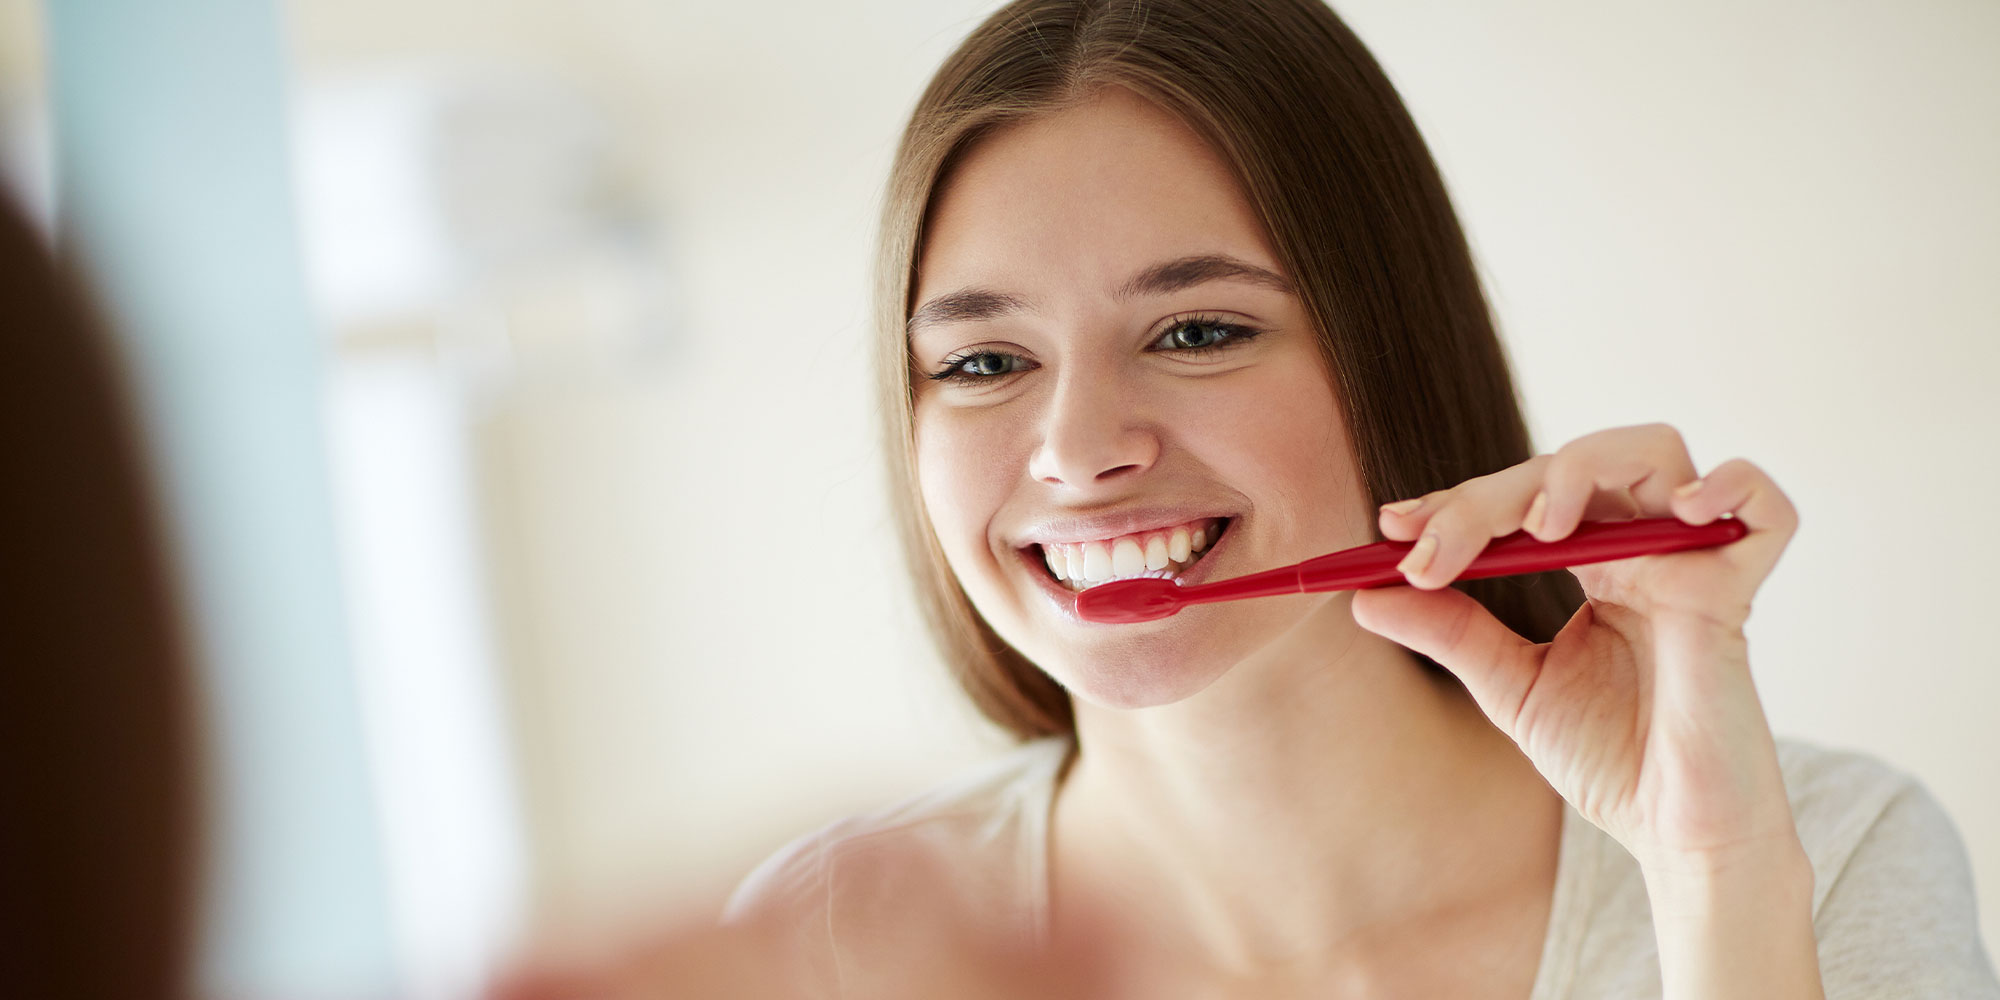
{"left": 1349, "top": 585, "right": 1547, "bottom": 737}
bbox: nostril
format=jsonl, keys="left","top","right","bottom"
{"left": 1027, "top": 425, "right": 1161, "bottom": 487}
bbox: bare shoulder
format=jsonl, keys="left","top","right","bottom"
{"left": 723, "top": 738, "right": 1071, "bottom": 930}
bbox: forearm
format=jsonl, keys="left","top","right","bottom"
{"left": 1641, "top": 839, "right": 1826, "bottom": 1000}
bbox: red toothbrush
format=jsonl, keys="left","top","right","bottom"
{"left": 1074, "top": 516, "right": 1747, "bottom": 624}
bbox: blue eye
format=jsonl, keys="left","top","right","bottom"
{"left": 1152, "top": 316, "right": 1261, "bottom": 354}
{"left": 928, "top": 350, "right": 1032, "bottom": 384}
{"left": 925, "top": 315, "right": 1262, "bottom": 386}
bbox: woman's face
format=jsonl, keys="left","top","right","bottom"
{"left": 910, "top": 86, "right": 1377, "bottom": 709}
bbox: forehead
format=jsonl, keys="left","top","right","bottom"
{"left": 915, "top": 87, "right": 1278, "bottom": 305}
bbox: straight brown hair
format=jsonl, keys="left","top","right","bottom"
{"left": 0, "top": 196, "right": 200, "bottom": 999}
{"left": 874, "top": 0, "right": 1586, "bottom": 741}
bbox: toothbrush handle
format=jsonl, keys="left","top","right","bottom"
{"left": 1298, "top": 516, "right": 1749, "bottom": 592}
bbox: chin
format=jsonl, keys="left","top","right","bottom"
{"left": 1042, "top": 644, "right": 1234, "bottom": 711}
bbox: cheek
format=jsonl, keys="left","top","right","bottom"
{"left": 1264, "top": 382, "right": 1348, "bottom": 476}
{"left": 913, "top": 406, "right": 1014, "bottom": 565}
{"left": 1194, "top": 365, "right": 1365, "bottom": 544}
{"left": 1204, "top": 366, "right": 1346, "bottom": 472}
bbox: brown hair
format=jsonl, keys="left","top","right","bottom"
{"left": 873, "top": 0, "right": 1585, "bottom": 741}
{"left": 0, "top": 196, "right": 200, "bottom": 999}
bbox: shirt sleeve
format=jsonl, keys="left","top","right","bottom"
{"left": 1813, "top": 778, "right": 2000, "bottom": 999}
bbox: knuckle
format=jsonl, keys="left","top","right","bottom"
{"left": 1638, "top": 422, "right": 1687, "bottom": 460}
{"left": 1519, "top": 453, "right": 1554, "bottom": 487}
{"left": 1468, "top": 464, "right": 1524, "bottom": 499}
{"left": 1723, "top": 457, "right": 1764, "bottom": 482}
{"left": 1542, "top": 448, "right": 1580, "bottom": 490}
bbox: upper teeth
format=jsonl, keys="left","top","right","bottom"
{"left": 1040, "top": 518, "right": 1224, "bottom": 591}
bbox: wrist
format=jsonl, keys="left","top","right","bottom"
{"left": 1639, "top": 838, "right": 1823, "bottom": 1000}
{"left": 1638, "top": 832, "right": 1811, "bottom": 895}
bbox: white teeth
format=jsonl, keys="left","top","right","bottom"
{"left": 1082, "top": 543, "right": 1112, "bottom": 582}
{"left": 1112, "top": 538, "right": 1144, "bottom": 576}
{"left": 1037, "top": 519, "right": 1228, "bottom": 591}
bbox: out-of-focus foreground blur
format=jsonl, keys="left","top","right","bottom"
{"left": 2, "top": 1, "right": 1995, "bottom": 997}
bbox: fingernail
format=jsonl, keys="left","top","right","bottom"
{"left": 1523, "top": 491, "right": 1548, "bottom": 535}
{"left": 1397, "top": 533, "right": 1438, "bottom": 578}
{"left": 1381, "top": 497, "right": 1423, "bottom": 516}
{"left": 1674, "top": 478, "right": 1704, "bottom": 499}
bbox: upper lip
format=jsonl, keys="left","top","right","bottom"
{"left": 1011, "top": 506, "right": 1234, "bottom": 547}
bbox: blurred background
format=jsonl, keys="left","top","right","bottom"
{"left": 2, "top": 1, "right": 1995, "bottom": 997}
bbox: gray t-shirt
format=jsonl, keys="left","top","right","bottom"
{"left": 726, "top": 737, "right": 2000, "bottom": 998}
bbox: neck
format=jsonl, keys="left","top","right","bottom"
{"left": 1049, "top": 593, "right": 1563, "bottom": 979}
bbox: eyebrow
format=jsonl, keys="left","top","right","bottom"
{"left": 905, "top": 253, "right": 1294, "bottom": 339}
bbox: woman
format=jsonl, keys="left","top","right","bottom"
{"left": 726, "top": 1, "right": 1999, "bottom": 997}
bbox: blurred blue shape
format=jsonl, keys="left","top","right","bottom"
{"left": 44, "top": 0, "right": 399, "bottom": 997}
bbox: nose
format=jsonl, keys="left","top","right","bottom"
{"left": 1026, "top": 369, "right": 1160, "bottom": 488}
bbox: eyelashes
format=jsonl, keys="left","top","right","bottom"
{"left": 930, "top": 350, "right": 1032, "bottom": 382}
{"left": 924, "top": 313, "right": 1265, "bottom": 386}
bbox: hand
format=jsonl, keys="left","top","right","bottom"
{"left": 1350, "top": 423, "right": 1803, "bottom": 871}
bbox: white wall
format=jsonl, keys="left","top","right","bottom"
{"left": 284, "top": 0, "right": 1999, "bottom": 959}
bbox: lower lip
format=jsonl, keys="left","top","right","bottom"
{"left": 1020, "top": 520, "right": 1237, "bottom": 626}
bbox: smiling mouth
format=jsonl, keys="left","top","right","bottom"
{"left": 1032, "top": 517, "right": 1231, "bottom": 592}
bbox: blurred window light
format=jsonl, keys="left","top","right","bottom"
{"left": 325, "top": 352, "right": 526, "bottom": 1000}
{"left": 290, "top": 62, "right": 681, "bottom": 997}
{"left": 293, "top": 65, "right": 677, "bottom": 385}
